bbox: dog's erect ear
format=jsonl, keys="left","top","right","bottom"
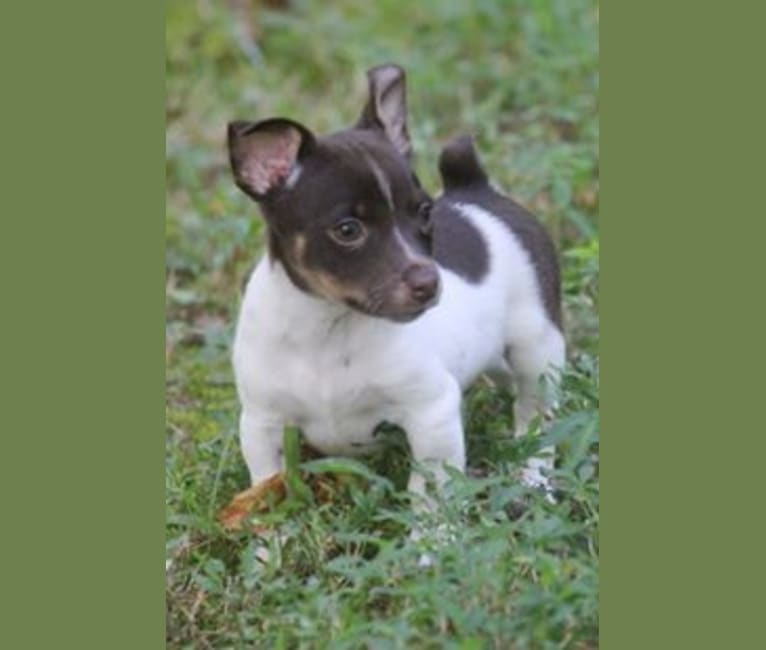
{"left": 227, "top": 118, "right": 315, "bottom": 200}
{"left": 357, "top": 64, "right": 411, "bottom": 159}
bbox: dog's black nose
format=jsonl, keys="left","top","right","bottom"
{"left": 404, "top": 264, "right": 439, "bottom": 304}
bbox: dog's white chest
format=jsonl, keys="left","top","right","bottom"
{"left": 277, "top": 347, "right": 396, "bottom": 454}
{"left": 275, "top": 347, "right": 408, "bottom": 455}
{"left": 234, "top": 283, "right": 408, "bottom": 455}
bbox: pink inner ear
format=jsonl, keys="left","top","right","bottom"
{"left": 241, "top": 127, "right": 301, "bottom": 194}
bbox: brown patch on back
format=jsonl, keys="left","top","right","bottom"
{"left": 436, "top": 136, "right": 562, "bottom": 330}
{"left": 430, "top": 201, "right": 490, "bottom": 283}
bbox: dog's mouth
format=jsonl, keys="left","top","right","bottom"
{"left": 387, "top": 292, "right": 441, "bottom": 322}
{"left": 345, "top": 291, "right": 440, "bottom": 323}
{"left": 385, "top": 308, "right": 430, "bottom": 323}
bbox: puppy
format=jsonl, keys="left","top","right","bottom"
{"left": 227, "top": 64, "right": 564, "bottom": 504}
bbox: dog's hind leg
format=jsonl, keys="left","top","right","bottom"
{"left": 505, "top": 323, "right": 566, "bottom": 495}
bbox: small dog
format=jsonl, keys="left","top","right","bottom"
{"left": 227, "top": 64, "right": 564, "bottom": 502}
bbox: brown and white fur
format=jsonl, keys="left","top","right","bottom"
{"left": 227, "top": 65, "right": 565, "bottom": 506}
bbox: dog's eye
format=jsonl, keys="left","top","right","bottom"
{"left": 330, "top": 218, "right": 367, "bottom": 246}
{"left": 417, "top": 201, "right": 433, "bottom": 236}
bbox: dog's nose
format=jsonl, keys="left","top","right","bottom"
{"left": 404, "top": 264, "right": 439, "bottom": 304}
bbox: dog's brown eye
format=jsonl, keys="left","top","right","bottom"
{"left": 417, "top": 201, "right": 433, "bottom": 236}
{"left": 330, "top": 218, "right": 366, "bottom": 246}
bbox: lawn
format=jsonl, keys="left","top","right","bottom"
{"left": 166, "top": 0, "right": 599, "bottom": 647}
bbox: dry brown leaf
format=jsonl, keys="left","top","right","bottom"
{"left": 218, "top": 472, "right": 286, "bottom": 531}
{"left": 218, "top": 470, "right": 357, "bottom": 531}
{"left": 575, "top": 188, "right": 598, "bottom": 209}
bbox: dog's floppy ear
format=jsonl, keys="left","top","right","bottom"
{"left": 227, "top": 118, "right": 315, "bottom": 200}
{"left": 357, "top": 64, "right": 411, "bottom": 159}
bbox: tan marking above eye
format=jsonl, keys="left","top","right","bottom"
{"left": 293, "top": 234, "right": 308, "bottom": 261}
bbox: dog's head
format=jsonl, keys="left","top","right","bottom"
{"left": 228, "top": 64, "right": 439, "bottom": 322}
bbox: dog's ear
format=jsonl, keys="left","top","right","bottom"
{"left": 357, "top": 64, "right": 411, "bottom": 159}
{"left": 227, "top": 118, "right": 315, "bottom": 200}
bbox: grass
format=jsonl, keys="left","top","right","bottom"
{"left": 166, "top": 0, "right": 599, "bottom": 647}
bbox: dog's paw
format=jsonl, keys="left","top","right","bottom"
{"left": 520, "top": 457, "right": 556, "bottom": 504}
{"left": 254, "top": 543, "right": 272, "bottom": 565}
{"left": 410, "top": 520, "right": 457, "bottom": 569}
{"left": 417, "top": 552, "right": 435, "bottom": 569}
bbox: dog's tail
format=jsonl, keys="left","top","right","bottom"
{"left": 438, "top": 134, "right": 489, "bottom": 191}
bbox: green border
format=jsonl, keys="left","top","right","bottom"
{"left": 602, "top": 2, "right": 765, "bottom": 647}
{"left": 1, "top": 2, "right": 164, "bottom": 647}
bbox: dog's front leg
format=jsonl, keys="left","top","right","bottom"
{"left": 239, "top": 409, "right": 285, "bottom": 485}
{"left": 401, "top": 374, "right": 465, "bottom": 500}
{"left": 400, "top": 374, "right": 464, "bottom": 566}
{"left": 237, "top": 408, "right": 289, "bottom": 564}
